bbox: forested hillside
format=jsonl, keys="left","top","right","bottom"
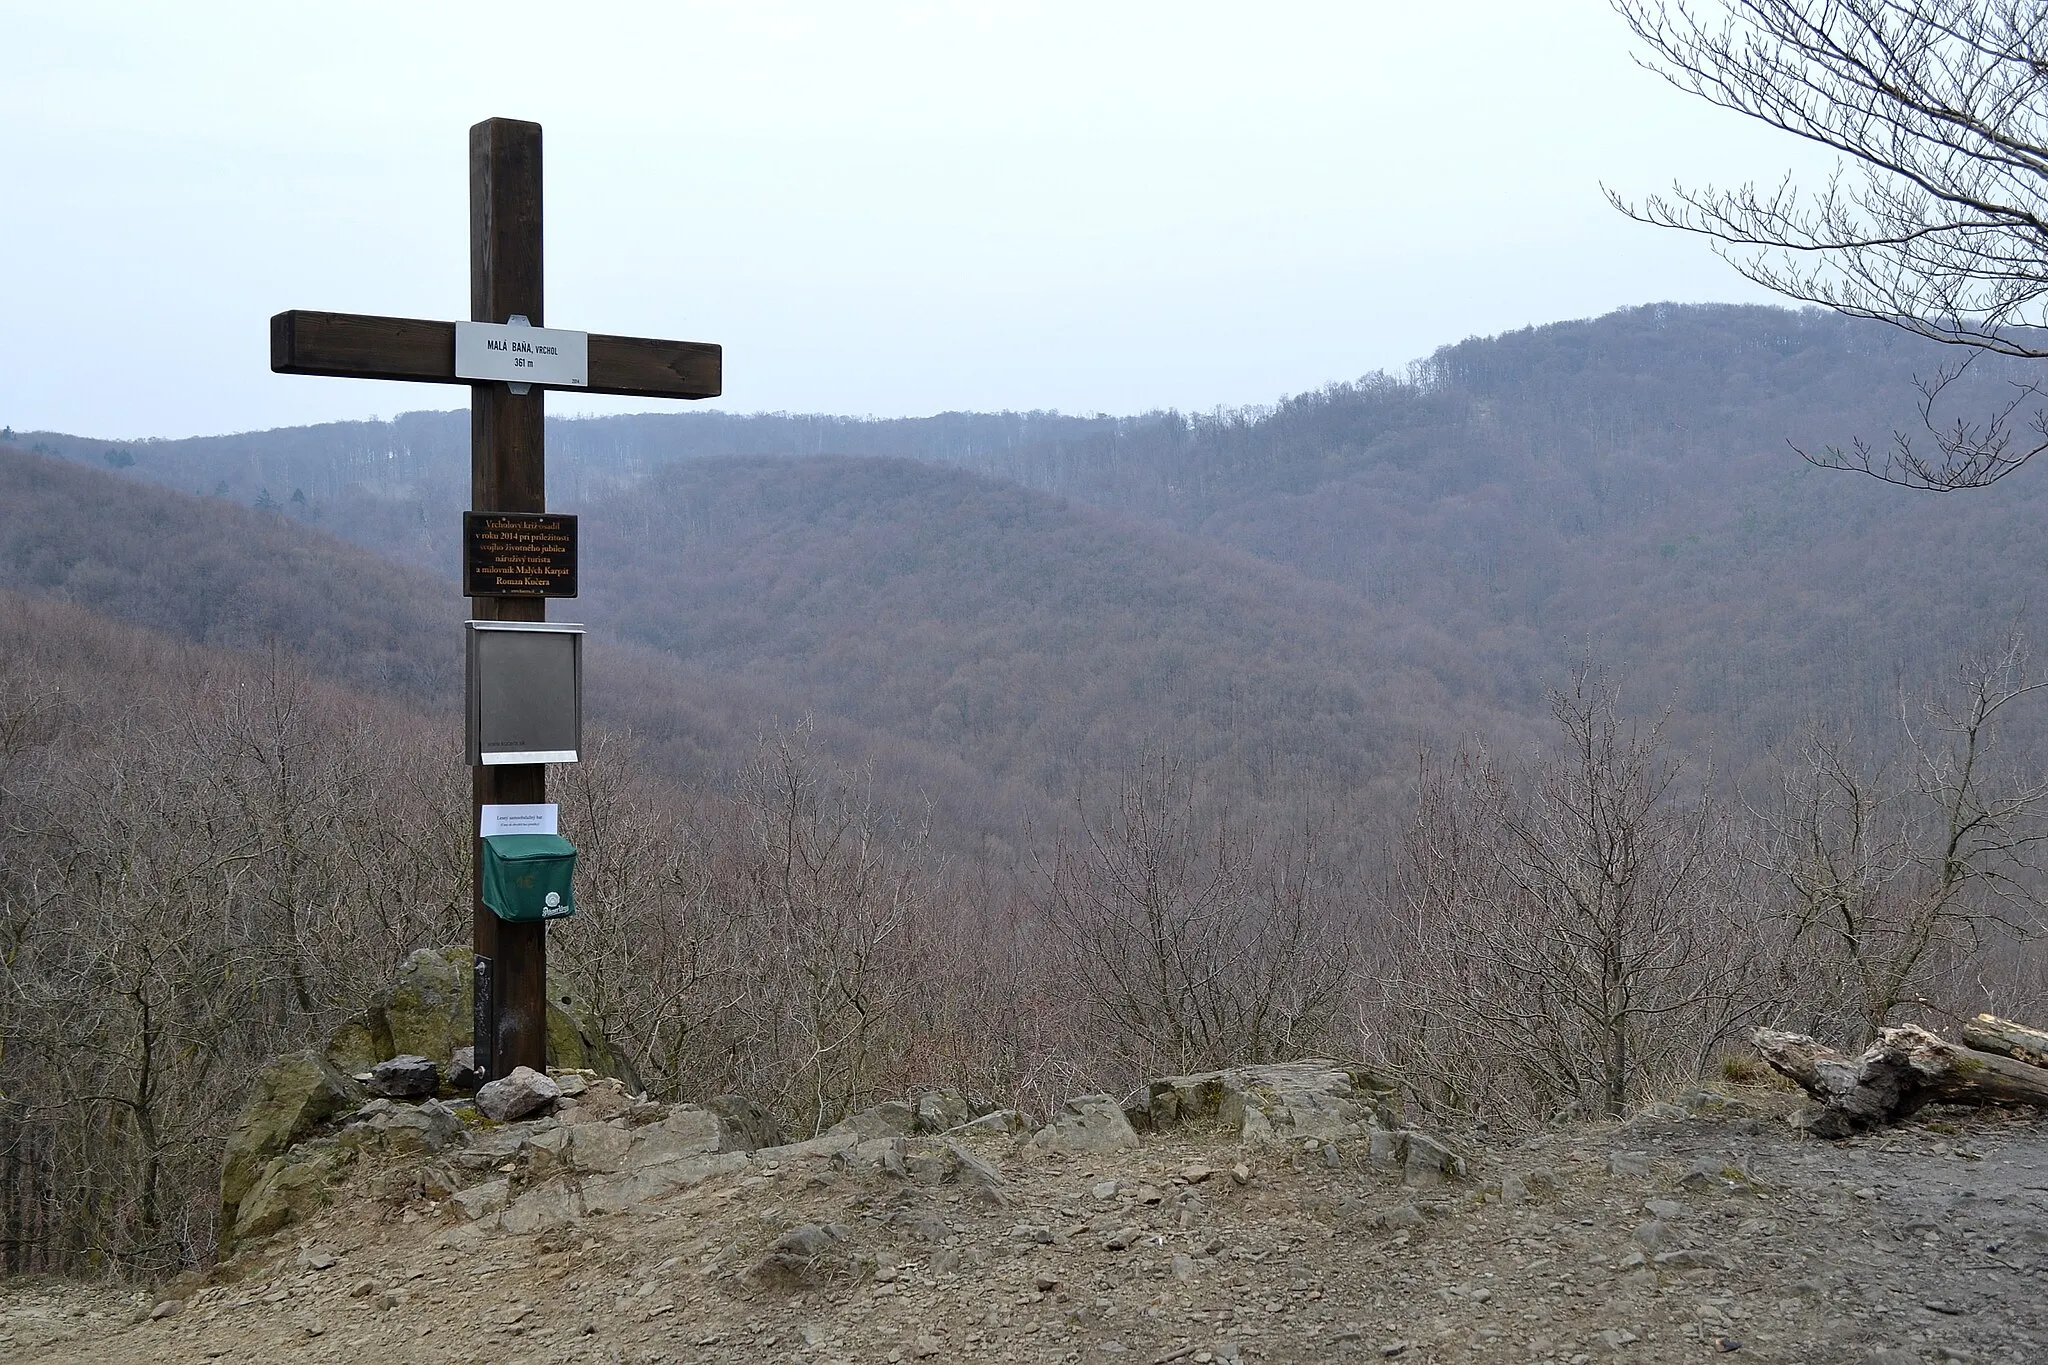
{"left": 20, "top": 302, "right": 2048, "bottom": 772}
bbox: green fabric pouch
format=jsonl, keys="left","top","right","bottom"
{"left": 480, "top": 833, "right": 577, "bottom": 922}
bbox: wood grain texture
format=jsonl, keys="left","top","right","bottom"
{"left": 470, "top": 115, "right": 551, "bottom": 1083}
{"left": 270, "top": 309, "right": 720, "bottom": 399}
{"left": 270, "top": 311, "right": 457, "bottom": 385}
{"left": 586, "top": 333, "right": 723, "bottom": 400}
{"left": 1963, "top": 1013, "right": 2048, "bottom": 1067}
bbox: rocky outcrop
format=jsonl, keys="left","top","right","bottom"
{"left": 367, "top": 1055, "right": 438, "bottom": 1100}
{"left": 1145, "top": 1059, "right": 1464, "bottom": 1179}
{"left": 748, "top": 1222, "right": 854, "bottom": 1287}
{"left": 229, "top": 1142, "right": 348, "bottom": 1244}
{"left": 218, "top": 1050, "right": 360, "bottom": 1244}
{"left": 1028, "top": 1094, "right": 1141, "bottom": 1154}
{"left": 475, "top": 1066, "right": 559, "bottom": 1121}
{"left": 216, "top": 1051, "right": 1463, "bottom": 1261}
{"left": 1145, "top": 1059, "right": 1401, "bottom": 1144}
{"left": 315, "top": 946, "right": 644, "bottom": 1092}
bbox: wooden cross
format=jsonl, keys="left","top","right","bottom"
{"left": 272, "top": 117, "right": 721, "bottom": 1082}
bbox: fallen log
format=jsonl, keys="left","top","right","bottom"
{"left": 1751, "top": 1024, "right": 2048, "bottom": 1138}
{"left": 1962, "top": 1013, "right": 2048, "bottom": 1068}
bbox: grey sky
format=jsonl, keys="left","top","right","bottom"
{"left": 4, "top": 1, "right": 1822, "bottom": 440}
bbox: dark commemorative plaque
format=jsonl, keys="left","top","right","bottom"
{"left": 464, "top": 511, "right": 577, "bottom": 597}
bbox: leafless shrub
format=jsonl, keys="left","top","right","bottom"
{"left": 1036, "top": 754, "right": 1356, "bottom": 1083}
{"left": 1750, "top": 634, "right": 2048, "bottom": 1040}
{"left": 1369, "top": 673, "right": 1772, "bottom": 1126}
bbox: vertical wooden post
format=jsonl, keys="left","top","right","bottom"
{"left": 469, "top": 117, "right": 549, "bottom": 1081}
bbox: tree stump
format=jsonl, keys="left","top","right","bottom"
{"left": 1751, "top": 1024, "right": 2048, "bottom": 1137}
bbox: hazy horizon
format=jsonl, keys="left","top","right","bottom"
{"left": 5, "top": 1, "right": 1836, "bottom": 440}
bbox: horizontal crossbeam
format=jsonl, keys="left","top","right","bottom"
{"left": 270, "top": 309, "right": 722, "bottom": 401}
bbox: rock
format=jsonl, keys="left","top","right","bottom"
{"left": 941, "top": 1140, "right": 1008, "bottom": 1204}
{"left": 706, "top": 1093, "right": 784, "bottom": 1150}
{"left": 451, "top": 1179, "right": 509, "bottom": 1221}
{"left": 501, "top": 1183, "right": 584, "bottom": 1234}
{"left": 913, "top": 1090, "right": 973, "bottom": 1133}
{"left": 1181, "top": 1163, "right": 1214, "bottom": 1184}
{"left": 1030, "top": 1094, "right": 1141, "bottom": 1154}
{"left": 827, "top": 1100, "right": 917, "bottom": 1140}
{"left": 447, "top": 1047, "right": 482, "bottom": 1092}
{"left": 475, "top": 1066, "right": 559, "bottom": 1121}
{"left": 626, "top": 1106, "right": 723, "bottom": 1165}
{"left": 850, "top": 1135, "right": 910, "bottom": 1178}
{"left": 1403, "top": 1130, "right": 1467, "bottom": 1183}
{"left": 755, "top": 1131, "right": 862, "bottom": 1164}
{"left": 149, "top": 1300, "right": 180, "bottom": 1320}
{"left": 1632, "top": 1219, "right": 1669, "bottom": 1250}
{"left": 952, "top": 1108, "right": 1030, "bottom": 1135}
{"left": 579, "top": 1151, "right": 750, "bottom": 1215}
{"left": 1608, "top": 1150, "right": 1652, "bottom": 1178}
{"left": 546, "top": 982, "right": 646, "bottom": 1093}
{"left": 1681, "top": 1090, "right": 1752, "bottom": 1119}
{"left": 367, "top": 1054, "right": 439, "bottom": 1100}
{"left": 748, "top": 1222, "right": 854, "bottom": 1288}
{"left": 1147, "top": 1059, "right": 1401, "bottom": 1146}
{"left": 324, "top": 947, "right": 642, "bottom": 1091}
{"left": 1172, "top": 1253, "right": 1196, "bottom": 1281}
{"left": 1092, "top": 1179, "right": 1120, "bottom": 1200}
{"left": 382, "top": 947, "right": 473, "bottom": 1064}
{"left": 561, "top": 1076, "right": 634, "bottom": 1123}
{"left": 219, "top": 1050, "right": 360, "bottom": 1248}
{"left": 232, "top": 1144, "right": 348, "bottom": 1243}
{"left": 345, "top": 1098, "right": 463, "bottom": 1155}
{"left": 1363, "top": 1127, "right": 1469, "bottom": 1183}
{"left": 324, "top": 1008, "right": 395, "bottom": 1075}
{"left": 1374, "top": 1203, "right": 1426, "bottom": 1230}
{"left": 1230, "top": 1162, "right": 1251, "bottom": 1185}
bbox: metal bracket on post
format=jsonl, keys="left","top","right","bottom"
{"left": 506, "top": 315, "right": 532, "bottom": 394}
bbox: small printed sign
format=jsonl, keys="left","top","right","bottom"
{"left": 454, "top": 319, "right": 588, "bottom": 388}
{"left": 480, "top": 803, "right": 559, "bottom": 836}
{"left": 465, "top": 511, "right": 577, "bottom": 597}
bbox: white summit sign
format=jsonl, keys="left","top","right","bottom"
{"left": 454, "top": 315, "right": 588, "bottom": 389}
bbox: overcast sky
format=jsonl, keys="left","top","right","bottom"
{"left": 3, "top": 1, "right": 1828, "bottom": 440}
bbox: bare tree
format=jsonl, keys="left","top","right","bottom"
{"left": 1612, "top": 0, "right": 2048, "bottom": 487}
{"left": 1753, "top": 634, "right": 2048, "bottom": 1038}
{"left": 725, "top": 723, "right": 935, "bottom": 1135}
{"left": 1038, "top": 754, "right": 1355, "bottom": 1081}
{"left": 1378, "top": 674, "right": 1767, "bottom": 1124}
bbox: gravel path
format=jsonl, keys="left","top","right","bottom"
{"left": 6, "top": 1100, "right": 2046, "bottom": 1364}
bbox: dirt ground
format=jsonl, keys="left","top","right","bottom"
{"left": 6, "top": 1094, "right": 2046, "bottom": 1365}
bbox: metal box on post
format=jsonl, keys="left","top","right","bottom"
{"left": 480, "top": 833, "right": 578, "bottom": 921}
{"left": 465, "top": 620, "right": 585, "bottom": 765}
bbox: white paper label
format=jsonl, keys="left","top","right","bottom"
{"left": 455, "top": 320, "right": 588, "bottom": 388}
{"left": 479, "top": 803, "right": 559, "bottom": 836}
